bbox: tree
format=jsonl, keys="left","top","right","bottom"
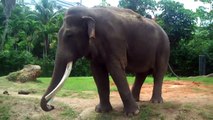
{"left": 194, "top": 0, "right": 213, "bottom": 74}
{"left": 0, "top": 0, "right": 16, "bottom": 51}
{"left": 33, "top": 0, "right": 57, "bottom": 57}
{"left": 157, "top": 0, "right": 196, "bottom": 47}
{"left": 5, "top": 5, "right": 38, "bottom": 51}
{"left": 156, "top": 0, "right": 198, "bottom": 76}
{"left": 0, "top": 3, "right": 5, "bottom": 37}
{"left": 100, "top": 0, "right": 110, "bottom": 6}
{"left": 119, "top": 0, "right": 156, "bottom": 18}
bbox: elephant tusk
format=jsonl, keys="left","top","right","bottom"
{"left": 45, "top": 61, "right": 73, "bottom": 101}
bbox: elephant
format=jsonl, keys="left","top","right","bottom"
{"left": 40, "top": 6, "right": 170, "bottom": 116}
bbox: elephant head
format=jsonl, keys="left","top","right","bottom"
{"left": 40, "top": 8, "right": 95, "bottom": 111}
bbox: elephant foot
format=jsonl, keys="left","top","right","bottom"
{"left": 95, "top": 103, "right": 113, "bottom": 113}
{"left": 124, "top": 103, "right": 140, "bottom": 117}
{"left": 150, "top": 96, "right": 163, "bottom": 103}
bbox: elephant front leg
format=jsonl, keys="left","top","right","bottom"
{"left": 107, "top": 61, "right": 139, "bottom": 116}
{"left": 91, "top": 62, "right": 112, "bottom": 113}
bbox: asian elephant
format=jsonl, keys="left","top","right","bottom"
{"left": 40, "top": 6, "right": 170, "bottom": 116}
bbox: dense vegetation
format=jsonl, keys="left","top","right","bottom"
{"left": 0, "top": 0, "right": 212, "bottom": 76}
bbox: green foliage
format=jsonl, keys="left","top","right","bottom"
{"left": 71, "top": 58, "right": 92, "bottom": 76}
{"left": 32, "top": 57, "right": 91, "bottom": 77}
{"left": 0, "top": 50, "right": 34, "bottom": 76}
{"left": 33, "top": 57, "right": 54, "bottom": 77}
{"left": 0, "top": 0, "right": 212, "bottom": 77}
{"left": 157, "top": 0, "right": 196, "bottom": 47}
{"left": 171, "top": 38, "right": 213, "bottom": 76}
{"left": 119, "top": 0, "right": 156, "bottom": 17}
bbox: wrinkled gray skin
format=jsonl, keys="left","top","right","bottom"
{"left": 40, "top": 6, "right": 170, "bottom": 116}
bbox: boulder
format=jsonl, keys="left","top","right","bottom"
{"left": 206, "top": 73, "right": 213, "bottom": 77}
{"left": 6, "top": 65, "right": 41, "bottom": 83}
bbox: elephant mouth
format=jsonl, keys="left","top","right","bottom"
{"left": 45, "top": 61, "right": 73, "bottom": 102}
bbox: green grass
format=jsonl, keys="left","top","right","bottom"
{"left": 0, "top": 76, "right": 212, "bottom": 96}
{"left": 182, "top": 76, "right": 213, "bottom": 84}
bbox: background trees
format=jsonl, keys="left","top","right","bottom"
{"left": 0, "top": 0, "right": 16, "bottom": 51}
{"left": 0, "top": 0, "right": 212, "bottom": 76}
{"left": 119, "top": 0, "right": 156, "bottom": 18}
{"left": 156, "top": 0, "right": 197, "bottom": 75}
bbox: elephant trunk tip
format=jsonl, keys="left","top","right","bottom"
{"left": 40, "top": 97, "right": 55, "bottom": 112}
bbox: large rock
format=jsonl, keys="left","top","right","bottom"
{"left": 206, "top": 73, "right": 213, "bottom": 77}
{"left": 6, "top": 65, "right": 41, "bottom": 83}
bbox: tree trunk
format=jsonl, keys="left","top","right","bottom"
{"left": 0, "top": 19, "right": 9, "bottom": 51}
{"left": 44, "top": 34, "right": 49, "bottom": 57}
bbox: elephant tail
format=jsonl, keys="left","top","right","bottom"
{"left": 168, "top": 64, "right": 180, "bottom": 80}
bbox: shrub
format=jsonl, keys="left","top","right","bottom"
{"left": 170, "top": 39, "right": 213, "bottom": 76}
{"left": 33, "top": 57, "right": 54, "bottom": 77}
{"left": 71, "top": 58, "right": 92, "bottom": 76}
{"left": 0, "top": 50, "right": 34, "bottom": 76}
{"left": 32, "top": 57, "right": 91, "bottom": 77}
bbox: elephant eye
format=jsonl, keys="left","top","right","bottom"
{"left": 64, "top": 30, "right": 74, "bottom": 38}
{"left": 66, "top": 34, "right": 73, "bottom": 38}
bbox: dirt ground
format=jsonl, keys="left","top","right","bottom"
{"left": 62, "top": 80, "right": 213, "bottom": 110}
{"left": 1, "top": 80, "right": 213, "bottom": 120}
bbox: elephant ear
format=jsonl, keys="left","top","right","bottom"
{"left": 82, "top": 16, "right": 96, "bottom": 39}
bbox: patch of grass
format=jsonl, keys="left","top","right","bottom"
{"left": 95, "top": 113, "right": 114, "bottom": 120}
{"left": 60, "top": 106, "right": 77, "bottom": 119}
{"left": 36, "top": 115, "right": 54, "bottom": 120}
{"left": 0, "top": 95, "right": 12, "bottom": 120}
{"left": 162, "top": 102, "right": 181, "bottom": 110}
{"left": 199, "top": 111, "right": 213, "bottom": 120}
{"left": 131, "top": 103, "right": 163, "bottom": 120}
{"left": 0, "top": 95, "right": 78, "bottom": 120}
{"left": 183, "top": 76, "right": 213, "bottom": 84}
{"left": 138, "top": 105, "right": 155, "bottom": 120}
{"left": 0, "top": 103, "right": 11, "bottom": 120}
{"left": 198, "top": 105, "right": 213, "bottom": 120}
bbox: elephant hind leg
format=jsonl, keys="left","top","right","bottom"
{"left": 91, "top": 62, "right": 112, "bottom": 113}
{"left": 151, "top": 72, "right": 164, "bottom": 103}
{"left": 151, "top": 62, "right": 168, "bottom": 103}
{"left": 131, "top": 72, "right": 148, "bottom": 102}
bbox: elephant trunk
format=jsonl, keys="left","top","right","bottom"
{"left": 40, "top": 56, "right": 73, "bottom": 111}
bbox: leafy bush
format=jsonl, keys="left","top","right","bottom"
{"left": 33, "top": 57, "right": 54, "bottom": 77}
{"left": 33, "top": 57, "right": 91, "bottom": 77}
{"left": 71, "top": 58, "right": 92, "bottom": 76}
{"left": 0, "top": 50, "right": 34, "bottom": 76}
{"left": 170, "top": 39, "right": 213, "bottom": 76}
{"left": 206, "top": 41, "right": 213, "bottom": 74}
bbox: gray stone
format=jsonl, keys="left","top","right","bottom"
{"left": 206, "top": 73, "right": 213, "bottom": 77}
